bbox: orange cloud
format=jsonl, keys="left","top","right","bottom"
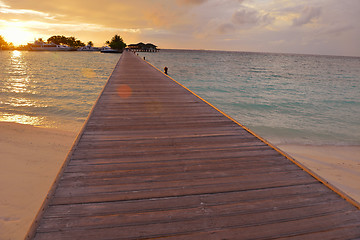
{"left": 0, "top": 0, "right": 359, "bottom": 56}
{"left": 176, "top": 0, "right": 208, "bottom": 5}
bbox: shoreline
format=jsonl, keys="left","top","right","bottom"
{"left": 277, "top": 144, "right": 360, "bottom": 205}
{"left": 0, "top": 122, "right": 359, "bottom": 239}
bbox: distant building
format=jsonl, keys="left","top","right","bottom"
{"left": 127, "top": 42, "right": 159, "bottom": 52}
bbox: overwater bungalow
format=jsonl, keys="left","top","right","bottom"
{"left": 127, "top": 42, "right": 159, "bottom": 52}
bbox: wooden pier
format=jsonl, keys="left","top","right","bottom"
{"left": 27, "top": 51, "right": 360, "bottom": 239}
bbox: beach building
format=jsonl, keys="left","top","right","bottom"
{"left": 127, "top": 42, "right": 159, "bottom": 52}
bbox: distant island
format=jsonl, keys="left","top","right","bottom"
{"left": 0, "top": 34, "right": 159, "bottom": 52}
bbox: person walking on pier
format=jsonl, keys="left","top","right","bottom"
{"left": 164, "top": 66, "right": 168, "bottom": 75}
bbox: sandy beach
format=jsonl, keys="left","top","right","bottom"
{"left": 277, "top": 144, "right": 360, "bottom": 204}
{"left": 0, "top": 122, "right": 359, "bottom": 239}
{"left": 0, "top": 122, "right": 77, "bottom": 240}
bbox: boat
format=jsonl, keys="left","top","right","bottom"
{"left": 28, "top": 40, "right": 73, "bottom": 51}
{"left": 100, "top": 46, "right": 122, "bottom": 53}
{"left": 78, "top": 45, "right": 100, "bottom": 51}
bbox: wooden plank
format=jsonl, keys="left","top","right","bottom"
{"left": 70, "top": 146, "right": 279, "bottom": 161}
{"left": 55, "top": 170, "right": 313, "bottom": 197}
{"left": 33, "top": 211, "right": 360, "bottom": 240}
{"left": 27, "top": 51, "right": 360, "bottom": 240}
{"left": 37, "top": 196, "right": 349, "bottom": 233}
{"left": 50, "top": 178, "right": 318, "bottom": 205}
{"left": 41, "top": 183, "right": 333, "bottom": 218}
{"left": 63, "top": 156, "right": 292, "bottom": 176}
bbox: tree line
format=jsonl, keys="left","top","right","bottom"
{"left": 46, "top": 34, "right": 126, "bottom": 50}
{"left": 0, "top": 35, "right": 12, "bottom": 49}
{"left": 45, "top": 35, "right": 86, "bottom": 48}
{"left": 0, "top": 35, "right": 88, "bottom": 49}
{"left": 0, "top": 34, "right": 127, "bottom": 51}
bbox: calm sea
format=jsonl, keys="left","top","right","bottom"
{"left": 0, "top": 50, "right": 120, "bottom": 131}
{"left": 1, "top": 49, "right": 359, "bottom": 145}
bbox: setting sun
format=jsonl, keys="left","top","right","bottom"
{"left": 0, "top": 24, "right": 36, "bottom": 46}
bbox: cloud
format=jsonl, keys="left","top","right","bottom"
{"left": 321, "top": 25, "right": 353, "bottom": 37}
{"left": 177, "top": 0, "right": 208, "bottom": 5}
{"left": 2, "top": 0, "right": 148, "bottom": 29}
{"left": 217, "top": 23, "right": 235, "bottom": 34}
{"left": 0, "top": 0, "right": 8, "bottom": 7}
{"left": 232, "top": 7, "right": 274, "bottom": 27}
{"left": 232, "top": 9, "right": 259, "bottom": 25}
{"left": 0, "top": 0, "right": 359, "bottom": 56}
{"left": 293, "top": 6, "right": 322, "bottom": 26}
{"left": 0, "top": 1, "right": 55, "bottom": 19}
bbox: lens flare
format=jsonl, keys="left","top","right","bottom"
{"left": 117, "top": 84, "right": 132, "bottom": 99}
{"left": 81, "top": 68, "right": 96, "bottom": 78}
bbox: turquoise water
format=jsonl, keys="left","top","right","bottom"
{"left": 0, "top": 50, "right": 120, "bottom": 131}
{"left": 1, "top": 49, "right": 359, "bottom": 145}
{"left": 139, "top": 50, "right": 360, "bottom": 145}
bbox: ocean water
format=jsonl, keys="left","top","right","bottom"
{"left": 139, "top": 50, "right": 360, "bottom": 145}
{"left": 1, "top": 49, "right": 359, "bottom": 145}
{"left": 0, "top": 50, "right": 120, "bottom": 131}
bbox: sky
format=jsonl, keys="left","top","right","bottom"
{"left": 0, "top": 0, "right": 359, "bottom": 56}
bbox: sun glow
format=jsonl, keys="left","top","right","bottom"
{"left": 0, "top": 23, "right": 37, "bottom": 46}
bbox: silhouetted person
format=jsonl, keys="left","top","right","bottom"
{"left": 164, "top": 66, "right": 168, "bottom": 75}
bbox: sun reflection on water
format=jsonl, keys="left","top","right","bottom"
{"left": 5, "top": 50, "right": 32, "bottom": 94}
{"left": 6, "top": 97, "right": 46, "bottom": 107}
{"left": 6, "top": 77, "right": 31, "bottom": 93}
{"left": 1, "top": 51, "right": 120, "bottom": 129}
{"left": 12, "top": 50, "right": 22, "bottom": 58}
{"left": 0, "top": 50, "right": 42, "bottom": 126}
{"left": 0, "top": 113, "right": 45, "bottom": 126}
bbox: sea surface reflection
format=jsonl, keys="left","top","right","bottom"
{"left": 6, "top": 51, "right": 32, "bottom": 94}
{"left": 0, "top": 51, "right": 120, "bottom": 130}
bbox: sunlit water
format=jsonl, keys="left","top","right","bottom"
{"left": 0, "top": 50, "right": 120, "bottom": 131}
{"left": 140, "top": 50, "right": 360, "bottom": 145}
{"left": 1, "top": 50, "right": 359, "bottom": 145}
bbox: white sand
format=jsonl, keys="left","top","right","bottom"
{"left": 1, "top": 122, "right": 359, "bottom": 239}
{"left": 0, "top": 122, "right": 77, "bottom": 240}
{"left": 278, "top": 144, "right": 360, "bottom": 204}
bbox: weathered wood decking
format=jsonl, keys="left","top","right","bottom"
{"left": 27, "top": 51, "right": 360, "bottom": 239}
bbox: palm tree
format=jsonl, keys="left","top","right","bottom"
{"left": 106, "top": 35, "right": 126, "bottom": 51}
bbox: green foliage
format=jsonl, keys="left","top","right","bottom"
{"left": 87, "top": 41, "right": 94, "bottom": 47}
{"left": 47, "top": 35, "right": 66, "bottom": 45}
{"left": 106, "top": 35, "right": 126, "bottom": 50}
{"left": 47, "top": 35, "right": 85, "bottom": 48}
